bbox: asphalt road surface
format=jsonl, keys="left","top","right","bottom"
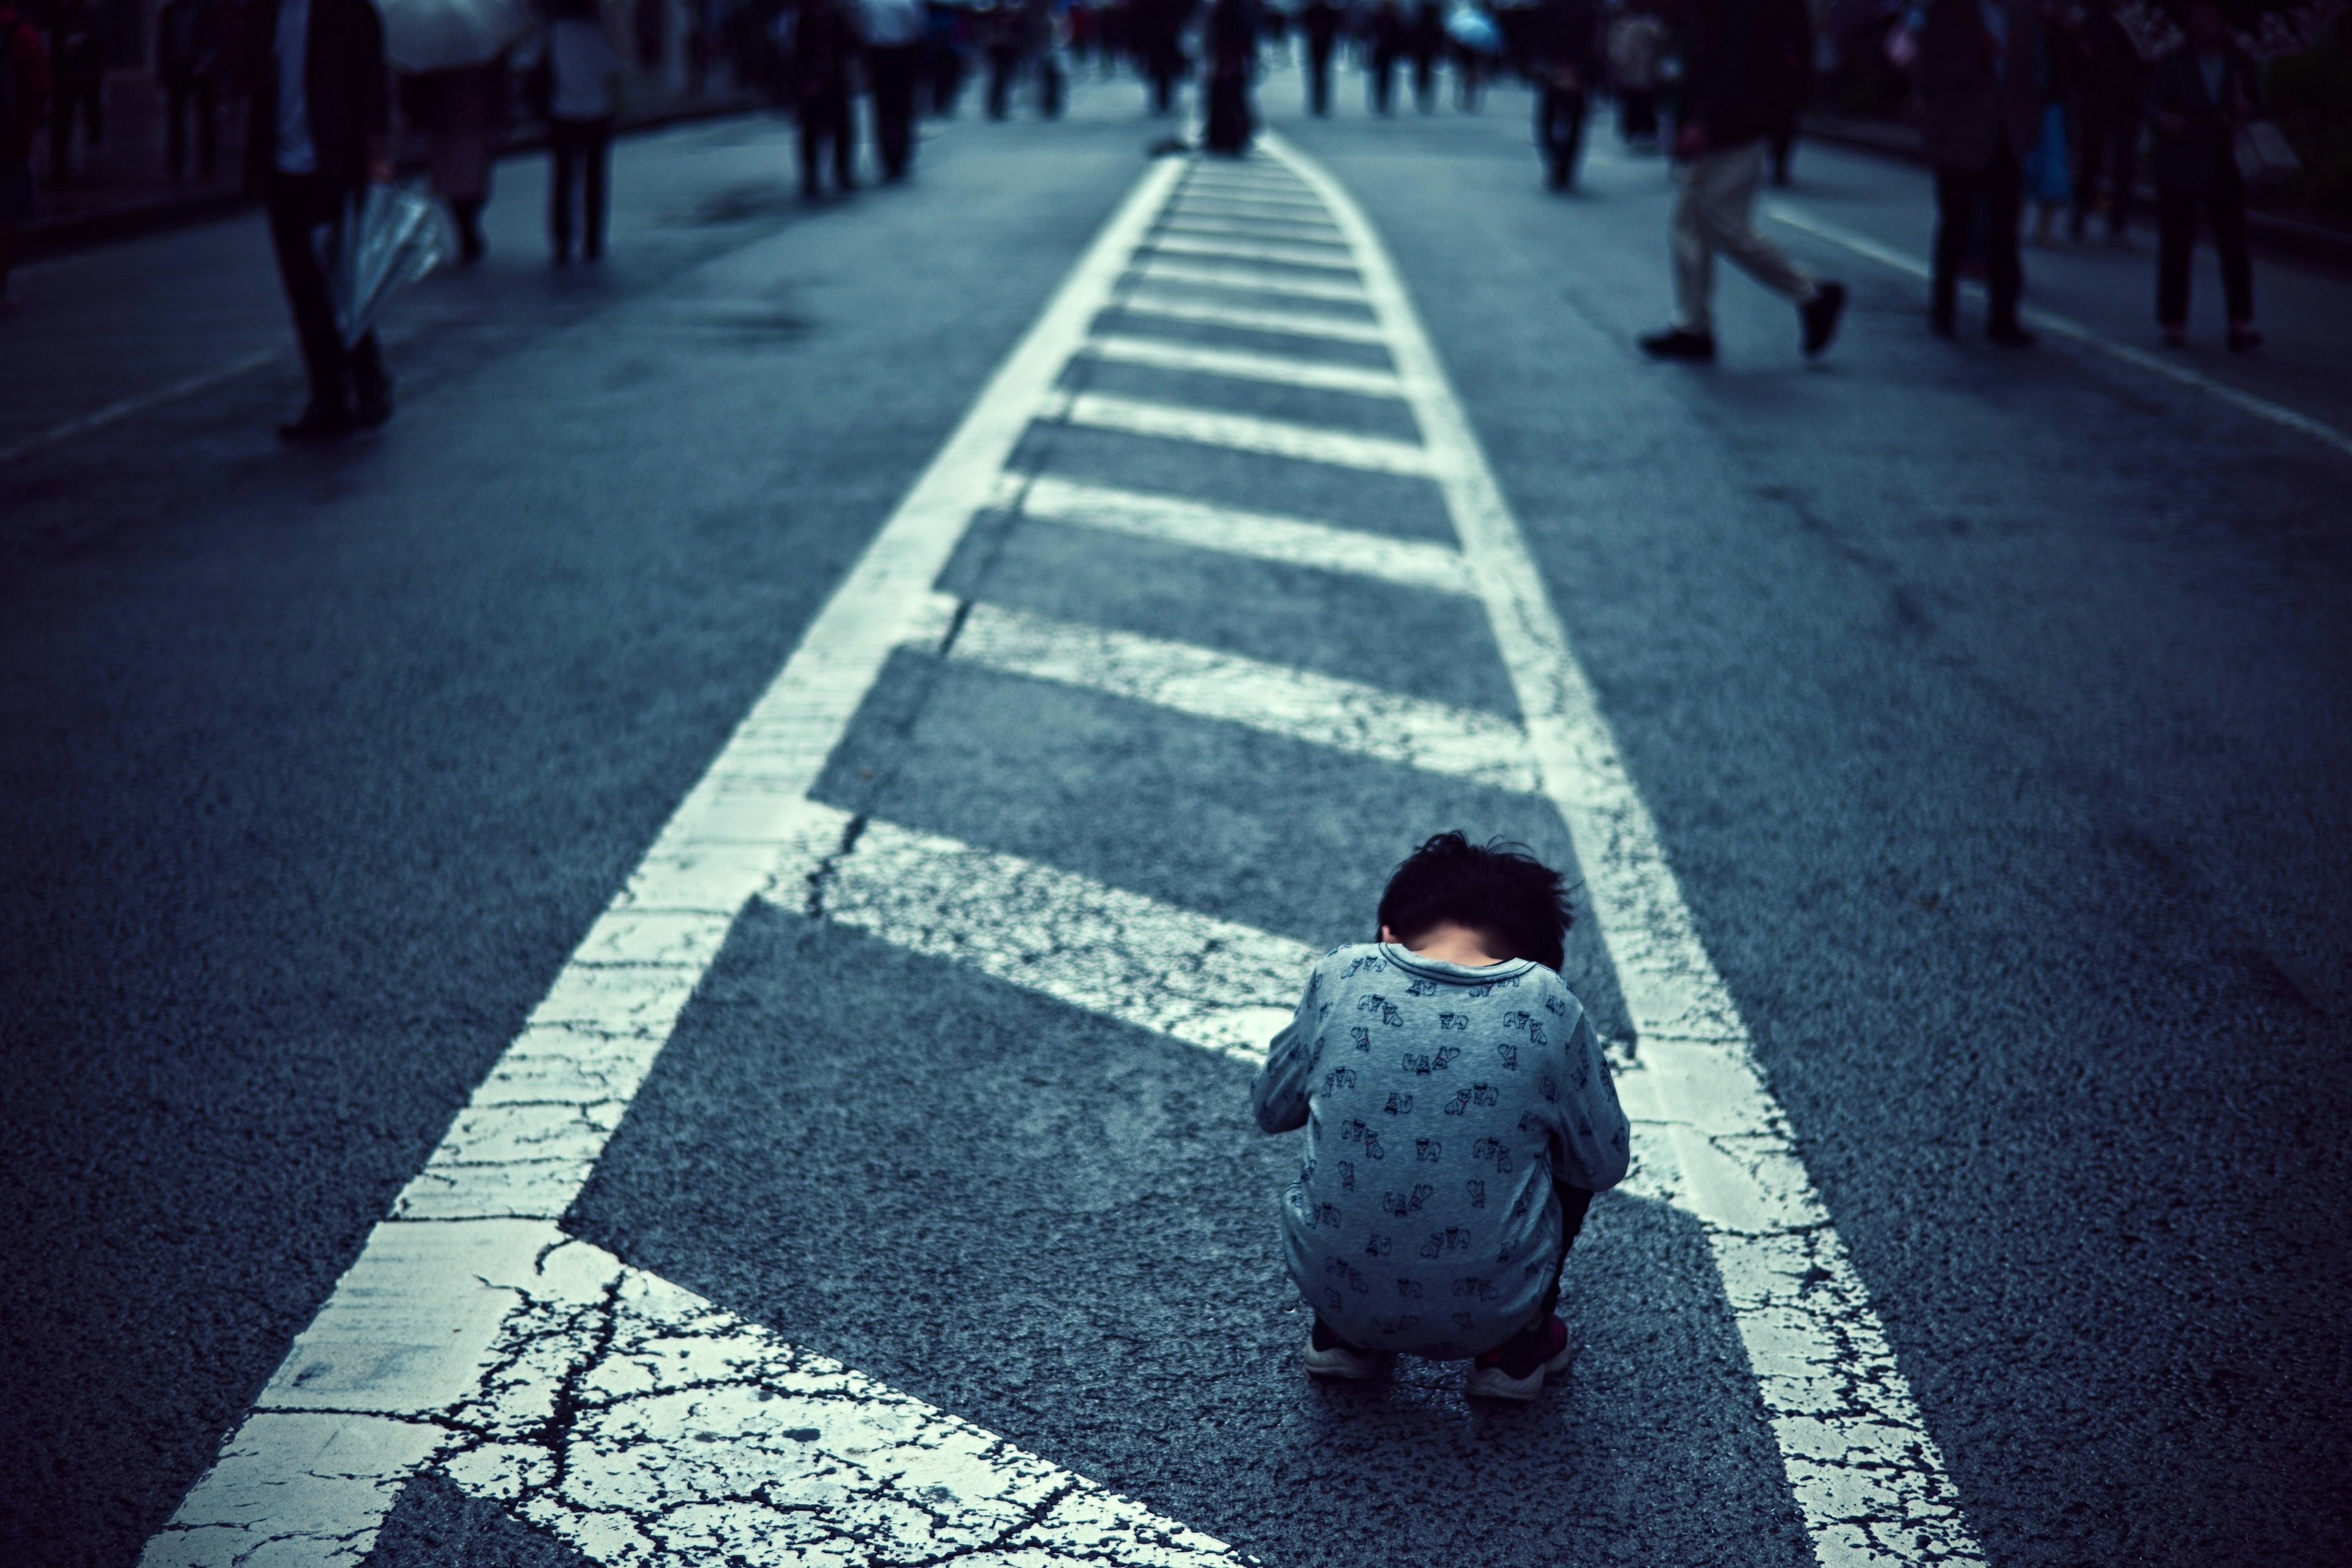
{"left": 4, "top": 58, "right": 2350, "bottom": 1568}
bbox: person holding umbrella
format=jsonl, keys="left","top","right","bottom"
{"left": 244, "top": 0, "right": 398, "bottom": 440}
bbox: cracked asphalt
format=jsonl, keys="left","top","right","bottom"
{"left": 6, "top": 59, "right": 2351, "bottom": 1568}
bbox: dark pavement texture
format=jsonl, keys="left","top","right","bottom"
{"left": 5, "top": 64, "right": 2351, "bottom": 1568}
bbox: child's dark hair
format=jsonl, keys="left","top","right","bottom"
{"left": 1376, "top": 832, "right": 1572, "bottom": 973}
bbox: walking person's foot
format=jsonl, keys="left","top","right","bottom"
{"left": 1929, "top": 311, "right": 1957, "bottom": 339}
{"left": 2228, "top": 325, "right": 2263, "bottom": 353}
{"left": 1638, "top": 327, "right": 1716, "bottom": 363}
{"left": 1986, "top": 321, "right": 2038, "bottom": 348}
{"left": 355, "top": 377, "right": 394, "bottom": 431}
{"left": 1801, "top": 281, "right": 1847, "bottom": 358}
{"left": 1465, "top": 1316, "right": 1575, "bottom": 1402}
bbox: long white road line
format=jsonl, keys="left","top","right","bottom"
{"left": 1764, "top": 203, "right": 2352, "bottom": 462}
{"left": 946, "top": 598, "right": 1539, "bottom": 790}
{"left": 1270, "top": 134, "right": 1985, "bottom": 1566}
{"left": 1016, "top": 473, "right": 1469, "bottom": 594}
{"left": 145, "top": 145, "right": 1987, "bottom": 1568}
{"left": 140, "top": 154, "right": 1238, "bottom": 1568}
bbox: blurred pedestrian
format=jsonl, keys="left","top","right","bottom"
{"left": 0, "top": 0, "right": 47, "bottom": 309}
{"left": 862, "top": 0, "right": 923, "bottom": 178}
{"left": 1529, "top": 0, "right": 1596, "bottom": 189}
{"left": 45, "top": 0, "right": 103, "bottom": 184}
{"left": 1366, "top": 0, "right": 1403, "bottom": 113}
{"left": 1409, "top": 0, "right": 1442, "bottom": 111}
{"left": 1637, "top": 0, "right": 1845, "bottom": 362}
{"left": 1607, "top": 0, "right": 1665, "bottom": 146}
{"left": 1201, "top": 0, "right": 1255, "bottom": 153}
{"left": 982, "top": 0, "right": 1021, "bottom": 117}
{"left": 2064, "top": 0, "right": 2140, "bottom": 242}
{"left": 1134, "top": 0, "right": 1188, "bottom": 115}
{"left": 926, "top": 0, "right": 968, "bottom": 114}
{"left": 2146, "top": 0, "right": 2260, "bottom": 350}
{"left": 2022, "top": 12, "right": 2069, "bottom": 244}
{"left": 1765, "top": 0, "right": 1810, "bottom": 184}
{"left": 541, "top": 0, "right": 623, "bottom": 260}
{"left": 243, "top": 0, "right": 396, "bottom": 441}
{"left": 157, "top": 0, "right": 224, "bottom": 181}
{"left": 1301, "top": 0, "right": 1339, "bottom": 115}
{"left": 1026, "top": 0, "right": 1065, "bottom": 117}
{"left": 1917, "top": 0, "right": 2042, "bottom": 344}
{"left": 412, "top": 56, "right": 507, "bottom": 263}
{"left": 791, "top": 0, "right": 860, "bottom": 192}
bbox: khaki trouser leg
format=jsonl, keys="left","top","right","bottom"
{"left": 1673, "top": 140, "right": 1817, "bottom": 336}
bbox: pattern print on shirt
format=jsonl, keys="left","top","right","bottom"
{"left": 1350, "top": 1025, "right": 1371, "bottom": 1052}
{"left": 1466, "top": 1178, "right": 1486, "bottom": 1209}
{"left": 1405, "top": 978, "right": 1441, "bottom": 997}
{"left": 1395, "top": 1278, "right": 1423, "bottom": 1298}
{"left": 1323, "top": 1066, "right": 1358, "bottom": 1093}
{"left": 1414, "top": 1137, "right": 1442, "bottom": 1162}
{"left": 1420, "top": 1226, "right": 1472, "bottom": 1258}
{"left": 1442, "top": 1082, "right": 1500, "bottom": 1115}
{"left": 1340, "top": 1119, "right": 1385, "bottom": 1159}
{"left": 1471, "top": 1136, "right": 1514, "bottom": 1173}
{"left": 1434, "top": 1013, "right": 1469, "bottom": 1031}
{"left": 1383, "top": 1093, "right": 1414, "bottom": 1115}
{"left": 1339, "top": 1160, "right": 1355, "bottom": 1192}
{"left": 1365, "top": 1234, "right": 1392, "bottom": 1256}
{"left": 1453, "top": 1275, "right": 1500, "bottom": 1302}
{"left": 1382, "top": 1183, "right": 1434, "bottom": 1216}
{"left": 1401, "top": 1046, "right": 1462, "bottom": 1076}
{"left": 1343, "top": 954, "right": 1388, "bottom": 978}
{"left": 1358, "top": 995, "right": 1403, "bottom": 1027}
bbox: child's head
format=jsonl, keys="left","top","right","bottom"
{"left": 1376, "top": 832, "right": 1573, "bottom": 972}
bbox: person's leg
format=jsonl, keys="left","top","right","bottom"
{"left": 2070, "top": 111, "right": 2103, "bottom": 239}
{"left": 584, "top": 119, "right": 612, "bottom": 258}
{"left": 2155, "top": 184, "right": 2193, "bottom": 334}
{"left": 1981, "top": 143, "right": 2027, "bottom": 335}
{"left": 796, "top": 98, "right": 823, "bottom": 195}
{"left": 1931, "top": 164, "right": 1973, "bottom": 333}
{"left": 2209, "top": 175, "right": 2255, "bottom": 336}
{"left": 265, "top": 176, "right": 354, "bottom": 426}
{"left": 2109, "top": 113, "right": 2136, "bottom": 240}
{"left": 1668, "top": 153, "right": 1717, "bottom": 337}
{"left": 1700, "top": 139, "right": 1816, "bottom": 304}
{"left": 550, "top": 123, "right": 579, "bottom": 256}
{"left": 85, "top": 79, "right": 104, "bottom": 148}
{"left": 832, "top": 91, "right": 856, "bottom": 187}
{"left": 1559, "top": 89, "right": 1586, "bottom": 185}
{"left": 50, "top": 89, "right": 74, "bottom": 181}
{"left": 166, "top": 84, "right": 187, "bottom": 179}
{"left": 197, "top": 78, "right": 217, "bottom": 177}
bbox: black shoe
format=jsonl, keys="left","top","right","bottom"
{"left": 1638, "top": 328, "right": 1716, "bottom": 363}
{"left": 1987, "top": 322, "right": 2038, "bottom": 347}
{"left": 1929, "top": 311, "right": 1957, "bottom": 339}
{"left": 355, "top": 379, "right": 394, "bottom": 429}
{"left": 2228, "top": 326, "right": 2263, "bottom": 354}
{"left": 1801, "top": 281, "right": 1847, "bottom": 358}
{"left": 278, "top": 401, "right": 355, "bottom": 443}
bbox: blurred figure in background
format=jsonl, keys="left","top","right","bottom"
{"left": 2065, "top": 0, "right": 2141, "bottom": 243}
{"left": 926, "top": 0, "right": 968, "bottom": 113}
{"left": 413, "top": 53, "right": 508, "bottom": 263}
{"left": 1134, "top": 0, "right": 1188, "bottom": 115}
{"left": 45, "top": 0, "right": 104, "bottom": 183}
{"left": 1918, "top": 0, "right": 2041, "bottom": 343}
{"left": 1366, "top": 0, "right": 1403, "bottom": 112}
{"left": 1202, "top": 0, "right": 1255, "bottom": 152}
{"left": 1607, "top": 0, "right": 1666, "bottom": 147}
{"left": 2146, "top": 0, "right": 2259, "bottom": 349}
{"left": 0, "top": 0, "right": 47, "bottom": 308}
{"left": 1765, "top": 0, "right": 1810, "bottom": 183}
{"left": 157, "top": 0, "right": 225, "bottom": 181}
{"left": 1409, "top": 0, "right": 1443, "bottom": 110}
{"left": 1301, "top": 0, "right": 1340, "bottom": 114}
{"left": 982, "top": 0, "right": 1020, "bottom": 116}
{"left": 1529, "top": 0, "right": 1596, "bottom": 189}
{"left": 2022, "top": 5, "right": 2070, "bottom": 243}
{"left": 244, "top": 0, "right": 396, "bottom": 440}
{"left": 791, "top": 0, "right": 861, "bottom": 191}
{"left": 1638, "top": 0, "right": 1845, "bottom": 363}
{"left": 541, "top": 0, "right": 623, "bottom": 260}
{"left": 862, "top": 0, "right": 924, "bottom": 178}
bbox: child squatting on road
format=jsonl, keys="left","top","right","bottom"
{"left": 1251, "top": 832, "right": 1631, "bottom": 1401}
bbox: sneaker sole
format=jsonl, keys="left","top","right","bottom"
{"left": 1464, "top": 1335, "right": 1577, "bottom": 1402}
{"left": 1303, "top": 1347, "right": 1386, "bottom": 1381}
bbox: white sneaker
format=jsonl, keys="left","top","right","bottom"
{"left": 1464, "top": 1317, "right": 1575, "bottom": 1401}
{"left": 1303, "top": 1336, "right": 1389, "bottom": 1382}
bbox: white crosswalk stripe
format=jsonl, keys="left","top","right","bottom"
{"left": 1113, "top": 288, "right": 1390, "bottom": 344}
{"left": 1082, "top": 333, "right": 1403, "bottom": 396}
{"left": 1158, "top": 218, "right": 1354, "bottom": 249}
{"left": 1052, "top": 389, "right": 1436, "bottom": 475}
{"left": 1147, "top": 232, "right": 1364, "bottom": 271}
{"left": 1014, "top": 473, "right": 1470, "bottom": 594}
{"left": 1131, "top": 256, "right": 1373, "bottom": 304}
{"left": 944, "top": 598, "right": 1537, "bottom": 790}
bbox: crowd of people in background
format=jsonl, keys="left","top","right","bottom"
{"left": 0, "top": 1, "right": 2312, "bottom": 375}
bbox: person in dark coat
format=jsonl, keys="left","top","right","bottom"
{"left": 1409, "top": 0, "right": 1444, "bottom": 110}
{"left": 2145, "top": 0, "right": 2260, "bottom": 349}
{"left": 1530, "top": 0, "right": 1597, "bottom": 189}
{"left": 861, "top": 0, "right": 925, "bottom": 178}
{"left": 1201, "top": 0, "right": 1256, "bottom": 153}
{"left": 157, "top": 0, "right": 224, "bottom": 180}
{"left": 2066, "top": 0, "right": 2143, "bottom": 243}
{"left": 45, "top": 0, "right": 104, "bottom": 183}
{"left": 1300, "top": 0, "right": 1340, "bottom": 115}
{"left": 0, "top": 0, "right": 48, "bottom": 307}
{"left": 792, "top": 0, "right": 861, "bottom": 195}
{"left": 1917, "top": 0, "right": 2043, "bottom": 344}
{"left": 243, "top": 0, "right": 394, "bottom": 441}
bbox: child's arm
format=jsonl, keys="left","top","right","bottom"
{"left": 1549, "top": 1008, "right": 1632, "bottom": 1191}
{"left": 1250, "top": 964, "right": 1327, "bottom": 1134}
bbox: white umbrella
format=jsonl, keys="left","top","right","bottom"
{"left": 380, "top": 0, "right": 533, "bottom": 73}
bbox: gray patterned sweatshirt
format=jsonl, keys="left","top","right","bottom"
{"left": 1251, "top": 942, "right": 1630, "bottom": 1359}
